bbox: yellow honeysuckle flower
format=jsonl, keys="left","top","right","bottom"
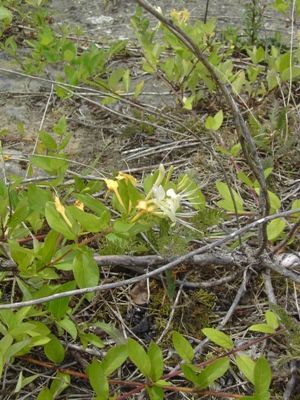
{"left": 170, "top": 8, "right": 190, "bottom": 24}
{"left": 103, "top": 178, "right": 118, "bottom": 192}
{"left": 170, "top": 9, "right": 181, "bottom": 22}
{"left": 103, "top": 178, "right": 125, "bottom": 209}
{"left": 74, "top": 200, "right": 84, "bottom": 210}
{"left": 181, "top": 9, "right": 190, "bottom": 23}
{"left": 116, "top": 172, "right": 136, "bottom": 186}
{"left": 54, "top": 196, "right": 72, "bottom": 228}
{"left": 136, "top": 199, "right": 157, "bottom": 213}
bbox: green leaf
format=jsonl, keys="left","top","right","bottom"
{"left": 67, "top": 206, "right": 101, "bottom": 232}
{"left": 122, "top": 69, "right": 130, "bottom": 93}
{"left": 231, "top": 143, "right": 241, "bottom": 156}
{"left": 205, "top": 110, "right": 223, "bottom": 131}
{"left": 127, "top": 337, "right": 151, "bottom": 377}
{"left": 73, "top": 193, "right": 108, "bottom": 218}
{"left": 291, "top": 199, "right": 300, "bottom": 221}
{"left": 114, "top": 219, "right": 135, "bottom": 233}
{"left": 40, "top": 25, "right": 53, "bottom": 45}
{"left": 267, "top": 218, "right": 286, "bottom": 242}
{"left": 146, "top": 384, "right": 164, "bottom": 400}
{"left": 39, "top": 131, "right": 57, "bottom": 151}
{"left": 236, "top": 354, "right": 255, "bottom": 384}
{"left": 8, "top": 205, "right": 29, "bottom": 230}
{"left": 237, "top": 172, "right": 254, "bottom": 187}
{"left": 153, "top": 380, "right": 170, "bottom": 387}
{"left": 53, "top": 117, "right": 67, "bottom": 136}
{"left": 165, "top": 269, "right": 175, "bottom": 301}
{"left": 7, "top": 240, "right": 34, "bottom": 271}
{"left": 14, "top": 306, "right": 32, "bottom": 327}
{"left": 197, "top": 358, "right": 229, "bottom": 390}
{"left": 58, "top": 132, "right": 73, "bottom": 151}
{"left": 0, "top": 334, "right": 13, "bottom": 356}
{"left": 63, "top": 49, "right": 75, "bottom": 62}
{"left": 91, "top": 322, "right": 126, "bottom": 345}
{"left": 17, "top": 121, "right": 25, "bottom": 136}
{"left": 48, "top": 280, "right": 76, "bottom": 319}
{"left": 181, "top": 364, "right": 199, "bottom": 384}
{"left": 254, "top": 188, "right": 280, "bottom": 213}
{"left": 148, "top": 341, "right": 163, "bottom": 381}
{"left": 248, "top": 324, "right": 276, "bottom": 334}
{"left": 44, "top": 334, "right": 65, "bottom": 363}
{"left": 4, "top": 340, "right": 31, "bottom": 360}
{"left": 86, "top": 359, "right": 109, "bottom": 399}
{"left": 36, "top": 388, "right": 54, "bottom": 400}
{"left": 254, "top": 357, "right": 272, "bottom": 393}
{"left": 172, "top": 331, "right": 194, "bottom": 363}
{"left": 232, "top": 70, "right": 245, "bottom": 94}
{"left": 266, "top": 68, "right": 278, "bottom": 91}
{"left": 28, "top": 321, "right": 51, "bottom": 337}
{"left": 50, "top": 372, "right": 70, "bottom": 397}
{"left": 253, "top": 392, "right": 270, "bottom": 400}
{"left": 265, "top": 311, "right": 279, "bottom": 329}
{"left": 57, "top": 319, "right": 77, "bottom": 340}
{"left": 134, "top": 80, "right": 144, "bottom": 99}
{"left": 9, "top": 322, "right": 37, "bottom": 338}
{"left": 183, "top": 95, "right": 195, "bottom": 110}
{"left": 0, "top": 6, "right": 13, "bottom": 24}
{"left": 15, "top": 372, "right": 39, "bottom": 393}
{"left": 108, "top": 67, "right": 125, "bottom": 90}
{"left": 216, "top": 181, "right": 245, "bottom": 213}
{"left": 202, "top": 328, "right": 233, "bottom": 349}
{"left": 281, "top": 66, "right": 300, "bottom": 81}
{"left": 73, "top": 248, "right": 99, "bottom": 290}
{"left": 100, "top": 344, "right": 128, "bottom": 376}
{"left": 27, "top": 183, "right": 52, "bottom": 210}
{"left": 80, "top": 333, "right": 104, "bottom": 349}
{"left": 37, "top": 230, "right": 60, "bottom": 265}
{"left": 45, "top": 202, "right": 77, "bottom": 240}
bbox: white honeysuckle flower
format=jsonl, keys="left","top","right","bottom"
{"left": 153, "top": 185, "right": 182, "bottom": 222}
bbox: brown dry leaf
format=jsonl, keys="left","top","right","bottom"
{"left": 131, "top": 280, "right": 149, "bottom": 305}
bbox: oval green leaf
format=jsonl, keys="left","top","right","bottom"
{"left": 202, "top": 328, "right": 233, "bottom": 349}
{"left": 172, "top": 331, "right": 194, "bottom": 363}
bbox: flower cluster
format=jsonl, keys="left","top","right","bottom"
{"left": 102, "top": 164, "right": 204, "bottom": 226}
